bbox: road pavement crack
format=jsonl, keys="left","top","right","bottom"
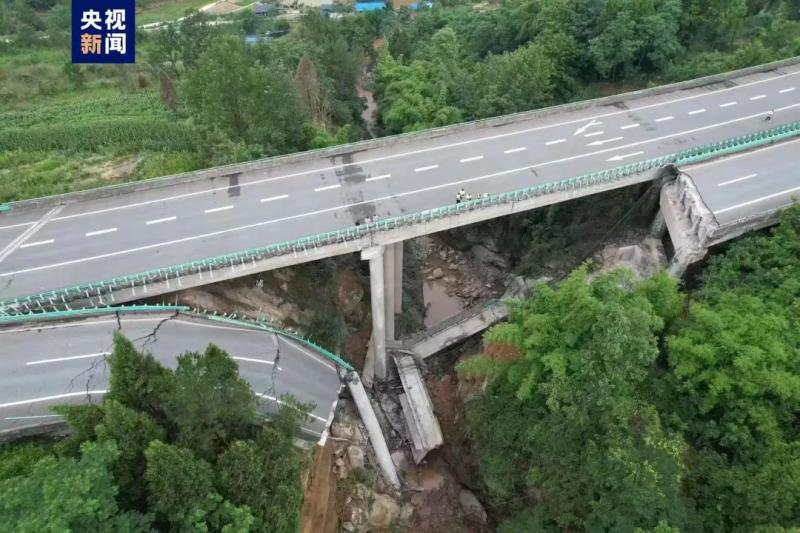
{"left": 131, "top": 310, "right": 179, "bottom": 350}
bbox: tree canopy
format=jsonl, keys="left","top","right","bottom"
{"left": 0, "top": 334, "right": 308, "bottom": 532}
{"left": 463, "top": 206, "right": 800, "bottom": 532}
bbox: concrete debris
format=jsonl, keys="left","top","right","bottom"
{"left": 368, "top": 494, "right": 400, "bottom": 530}
{"left": 458, "top": 489, "right": 488, "bottom": 524}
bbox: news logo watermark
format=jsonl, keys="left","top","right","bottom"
{"left": 72, "top": 0, "right": 135, "bottom": 63}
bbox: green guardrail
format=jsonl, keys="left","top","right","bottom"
{"left": 2, "top": 121, "right": 799, "bottom": 316}
{"left": 0, "top": 205, "right": 12, "bottom": 213}
{"left": 0, "top": 305, "right": 353, "bottom": 371}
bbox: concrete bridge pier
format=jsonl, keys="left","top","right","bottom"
{"left": 362, "top": 242, "right": 404, "bottom": 382}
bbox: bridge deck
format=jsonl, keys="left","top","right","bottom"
{"left": 0, "top": 309, "right": 342, "bottom": 440}
{"left": 1, "top": 61, "right": 799, "bottom": 305}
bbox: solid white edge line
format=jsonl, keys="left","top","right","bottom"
{"left": 4, "top": 103, "right": 800, "bottom": 279}
{"left": 715, "top": 185, "right": 800, "bottom": 214}
{"left": 85, "top": 227, "right": 117, "bottom": 237}
{"left": 204, "top": 205, "right": 234, "bottom": 213}
{"left": 503, "top": 147, "right": 526, "bottom": 154}
{"left": 460, "top": 156, "right": 484, "bottom": 163}
{"left": 255, "top": 392, "right": 327, "bottom": 422}
{"left": 0, "top": 390, "right": 107, "bottom": 409}
{"left": 232, "top": 356, "right": 277, "bottom": 366}
{"left": 5, "top": 414, "right": 64, "bottom": 420}
{"left": 717, "top": 173, "right": 758, "bottom": 187}
{"left": 314, "top": 184, "right": 341, "bottom": 192}
{"left": 19, "top": 239, "right": 54, "bottom": 249}
{"left": 0, "top": 317, "right": 165, "bottom": 335}
{"left": 366, "top": 174, "right": 391, "bottom": 182}
{"left": 260, "top": 194, "right": 289, "bottom": 203}
{"left": 415, "top": 165, "right": 438, "bottom": 172}
{"left": 26, "top": 352, "right": 110, "bottom": 366}
{"left": 146, "top": 216, "right": 177, "bottom": 225}
{"left": 17, "top": 69, "right": 797, "bottom": 226}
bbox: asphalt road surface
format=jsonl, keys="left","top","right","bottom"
{"left": 681, "top": 137, "right": 800, "bottom": 226}
{"left": 1, "top": 64, "right": 799, "bottom": 300}
{"left": 0, "top": 312, "right": 342, "bottom": 438}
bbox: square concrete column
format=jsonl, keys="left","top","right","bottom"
{"left": 383, "top": 244, "right": 396, "bottom": 342}
{"left": 362, "top": 246, "right": 388, "bottom": 381}
{"left": 393, "top": 242, "right": 403, "bottom": 314}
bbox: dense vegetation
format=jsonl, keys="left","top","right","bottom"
{"left": 0, "top": 334, "right": 308, "bottom": 532}
{"left": 0, "top": 6, "right": 374, "bottom": 202}
{"left": 374, "top": 0, "right": 800, "bottom": 133}
{"left": 2, "top": 0, "right": 800, "bottom": 201}
{"left": 460, "top": 205, "right": 800, "bottom": 532}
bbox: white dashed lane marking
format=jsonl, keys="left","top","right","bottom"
{"left": 85, "top": 228, "right": 117, "bottom": 237}
{"left": 146, "top": 216, "right": 176, "bottom": 225}
{"left": 19, "top": 239, "right": 54, "bottom": 249}
{"left": 366, "top": 174, "right": 391, "bottom": 182}
{"left": 545, "top": 139, "right": 566, "bottom": 146}
{"left": 504, "top": 147, "right": 526, "bottom": 154}
{"left": 260, "top": 195, "right": 289, "bottom": 203}
{"left": 460, "top": 156, "right": 484, "bottom": 163}
{"left": 204, "top": 205, "right": 234, "bottom": 214}
{"left": 415, "top": 165, "right": 439, "bottom": 172}
{"left": 718, "top": 173, "right": 757, "bottom": 187}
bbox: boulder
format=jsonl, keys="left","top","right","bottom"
{"left": 458, "top": 489, "right": 487, "bottom": 524}
{"left": 368, "top": 494, "right": 400, "bottom": 530}
{"left": 472, "top": 245, "right": 508, "bottom": 271}
{"left": 400, "top": 503, "right": 414, "bottom": 523}
{"left": 431, "top": 267, "right": 444, "bottom": 279}
{"left": 347, "top": 446, "right": 365, "bottom": 470}
{"left": 330, "top": 422, "right": 356, "bottom": 440}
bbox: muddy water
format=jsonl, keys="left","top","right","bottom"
{"left": 423, "top": 279, "right": 463, "bottom": 328}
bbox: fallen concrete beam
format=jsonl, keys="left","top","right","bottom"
{"left": 394, "top": 355, "right": 443, "bottom": 463}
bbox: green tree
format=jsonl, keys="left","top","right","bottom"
{"left": 95, "top": 400, "right": 166, "bottom": 508}
{"left": 50, "top": 403, "right": 105, "bottom": 457}
{"left": 217, "top": 426, "right": 304, "bottom": 532}
{"left": 663, "top": 206, "right": 800, "bottom": 530}
{"left": 144, "top": 440, "right": 252, "bottom": 531}
{"left": 165, "top": 344, "right": 257, "bottom": 462}
{"left": 475, "top": 41, "right": 557, "bottom": 117}
{"left": 461, "top": 268, "right": 687, "bottom": 531}
{"left": 589, "top": 0, "right": 683, "bottom": 80}
{"left": 0, "top": 441, "right": 152, "bottom": 531}
{"left": 106, "top": 332, "right": 174, "bottom": 424}
{"left": 184, "top": 36, "right": 309, "bottom": 155}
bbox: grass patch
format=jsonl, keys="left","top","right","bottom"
{"left": 0, "top": 149, "right": 206, "bottom": 202}
{"left": 137, "top": 0, "right": 214, "bottom": 25}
